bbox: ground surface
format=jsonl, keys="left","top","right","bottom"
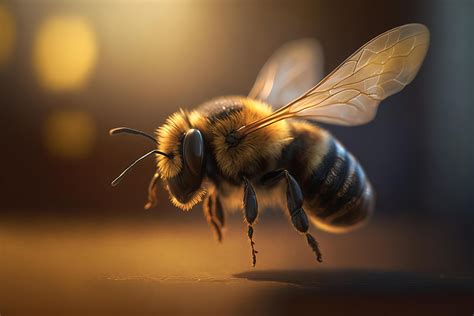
{"left": 0, "top": 211, "right": 472, "bottom": 315}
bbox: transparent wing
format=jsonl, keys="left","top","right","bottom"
{"left": 239, "top": 24, "right": 430, "bottom": 134}
{"left": 248, "top": 38, "right": 324, "bottom": 108}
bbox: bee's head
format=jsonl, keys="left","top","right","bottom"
{"left": 155, "top": 110, "right": 207, "bottom": 210}
{"left": 110, "top": 110, "right": 207, "bottom": 211}
{"left": 159, "top": 128, "right": 206, "bottom": 210}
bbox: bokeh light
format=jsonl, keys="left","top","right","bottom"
{"left": 33, "top": 15, "right": 97, "bottom": 91}
{"left": 43, "top": 110, "right": 96, "bottom": 159}
{"left": 0, "top": 4, "right": 16, "bottom": 68}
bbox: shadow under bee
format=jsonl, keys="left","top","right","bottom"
{"left": 234, "top": 269, "right": 474, "bottom": 316}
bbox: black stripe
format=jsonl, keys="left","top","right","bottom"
{"left": 330, "top": 186, "right": 371, "bottom": 226}
{"left": 279, "top": 129, "right": 311, "bottom": 180}
{"left": 197, "top": 97, "right": 244, "bottom": 123}
{"left": 303, "top": 138, "right": 338, "bottom": 201}
{"left": 316, "top": 145, "right": 351, "bottom": 210}
{"left": 323, "top": 156, "right": 366, "bottom": 218}
{"left": 207, "top": 106, "right": 242, "bottom": 123}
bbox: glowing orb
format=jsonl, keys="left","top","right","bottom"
{"left": 0, "top": 4, "right": 15, "bottom": 68}
{"left": 33, "top": 15, "right": 97, "bottom": 91}
{"left": 43, "top": 110, "right": 96, "bottom": 159}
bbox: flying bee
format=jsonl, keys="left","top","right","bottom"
{"left": 110, "top": 24, "right": 430, "bottom": 266}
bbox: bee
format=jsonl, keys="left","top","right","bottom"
{"left": 110, "top": 24, "right": 430, "bottom": 266}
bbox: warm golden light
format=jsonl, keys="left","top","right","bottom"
{"left": 0, "top": 4, "right": 15, "bottom": 68}
{"left": 43, "top": 110, "right": 96, "bottom": 159}
{"left": 33, "top": 15, "right": 97, "bottom": 91}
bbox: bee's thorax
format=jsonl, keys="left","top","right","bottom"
{"left": 224, "top": 131, "right": 243, "bottom": 148}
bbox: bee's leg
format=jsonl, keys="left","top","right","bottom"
{"left": 144, "top": 172, "right": 160, "bottom": 210}
{"left": 261, "top": 169, "right": 323, "bottom": 263}
{"left": 203, "top": 191, "right": 225, "bottom": 242}
{"left": 242, "top": 177, "right": 258, "bottom": 267}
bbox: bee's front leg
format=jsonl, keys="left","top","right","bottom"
{"left": 261, "top": 169, "right": 323, "bottom": 263}
{"left": 144, "top": 172, "right": 160, "bottom": 210}
{"left": 203, "top": 190, "right": 225, "bottom": 242}
{"left": 242, "top": 176, "right": 258, "bottom": 267}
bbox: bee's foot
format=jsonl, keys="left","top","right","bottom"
{"left": 306, "top": 232, "right": 323, "bottom": 263}
{"left": 248, "top": 225, "right": 258, "bottom": 267}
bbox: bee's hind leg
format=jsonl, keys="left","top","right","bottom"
{"left": 203, "top": 190, "right": 225, "bottom": 242}
{"left": 242, "top": 177, "right": 258, "bottom": 267}
{"left": 260, "top": 169, "right": 323, "bottom": 263}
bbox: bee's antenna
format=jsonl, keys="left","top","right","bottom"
{"left": 109, "top": 127, "right": 157, "bottom": 144}
{"left": 111, "top": 149, "right": 170, "bottom": 187}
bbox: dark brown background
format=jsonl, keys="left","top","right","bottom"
{"left": 0, "top": 0, "right": 473, "bottom": 314}
{"left": 1, "top": 0, "right": 473, "bottom": 214}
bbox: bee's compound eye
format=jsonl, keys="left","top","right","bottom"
{"left": 183, "top": 129, "right": 204, "bottom": 175}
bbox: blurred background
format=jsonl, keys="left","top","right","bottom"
{"left": 0, "top": 0, "right": 473, "bottom": 314}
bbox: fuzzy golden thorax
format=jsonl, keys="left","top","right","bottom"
{"left": 193, "top": 97, "right": 293, "bottom": 180}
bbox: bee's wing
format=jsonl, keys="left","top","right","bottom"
{"left": 240, "top": 24, "right": 429, "bottom": 134}
{"left": 248, "top": 38, "right": 324, "bottom": 108}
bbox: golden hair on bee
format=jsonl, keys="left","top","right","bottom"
{"left": 156, "top": 109, "right": 198, "bottom": 179}
{"left": 194, "top": 97, "right": 292, "bottom": 179}
{"left": 168, "top": 183, "right": 207, "bottom": 211}
{"left": 155, "top": 109, "right": 207, "bottom": 210}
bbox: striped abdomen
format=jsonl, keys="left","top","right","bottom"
{"left": 283, "top": 121, "right": 374, "bottom": 233}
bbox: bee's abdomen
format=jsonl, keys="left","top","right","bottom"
{"left": 302, "top": 137, "right": 374, "bottom": 233}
